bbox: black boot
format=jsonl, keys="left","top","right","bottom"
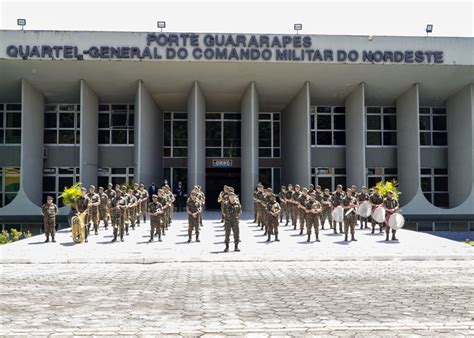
{"left": 351, "top": 234, "right": 357, "bottom": 241}
{"left": 224, "top": 243, "right": 229, "bottom": 252}
{"left": 187, "top": 235, "right": 192, "bottom": 243}
{"left": 316, "top": 235, "right": 320, "bottom": 242}
{"left": 386, "top": 234, "right": 390, "bottom": 241}
{"left": 149, "top": 236, "right": 153, "bottom": 242}
{"left": 120, "top": 233, "right": 124, "bottom": 242}
{"left": 275, "top": 234, "right": 280, "bottom": 242}
{"left": 299, "top": 229, "right": 303, "bottom": 235}
{"left": 266, "top": 234, "right": 271, "bottom": 242}
{"left": 51, "top": 237, "right": 56, "bottom": 243}
{"left": 196, "top": 233, "right": 200, "bottom": 242}
{"left": 307, "top": 234, "right": 311, "bottom": 242}
{"left": 234, "top": 243, "right": 240, "bottom": 251}
{"left": 344, "top": 235, "right": 348, "bottom": 242}
{"left": 44, "top": 236, "right": 49, "bottom": 243}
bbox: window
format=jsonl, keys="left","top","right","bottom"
{"left": 367, "top": 168, "right": 398, "bottom": 189}
{"left": 420, "top": 168, "right": 449, "bottom": 208}
{"left": 44, "top": 104, "right": 80, "bottom": 144}
{"left": 0, "top": 167, "right": 20, "bottom": 207}
{"left": 259, "top": 167, "right": 281, "bottom": 191}
{"left": 43, "top": 167, "right": 80, "bottom": 206}
{"left": 259, "top": 113, "right": 280, "bottom": 158}
{"left": 98, "top": 104, "right": 134, "bottom": 145}
{"left": 163, "top": 167, "right": 187, "bottom": 191}
{"left": 97, "top": 167, "right": 134, "bottom": 188}
{"left": 419, "top": 107, "right": 447, "bottom": 146}
{"left": 0, "top": 103, "right": 22, "bottom": 144}
{"left": 311, "top": 167, "right": 346, "bottom": 191}
{"left": 366, "top": 106, "right": 397, "bottom": 146}
{"left": 205, "top": 113, "right": 241, "bottom": 157}
{"left": 164, "top": 112, "right": 188, "bottom": 157}
{"left": 310, "top": 106, "right": 345, "bottom": 146}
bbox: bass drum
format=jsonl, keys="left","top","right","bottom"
{"left": 331, "top": 206, "right": 344, "bottom": 223}
{"left": 358, "top": 201, "right": 372, "bottom": 218}
{"left": 388, "top": 213, "right": 405, "bottom": 230}
{"left": 372, "top": 206, "right": 386, "bottom": 223}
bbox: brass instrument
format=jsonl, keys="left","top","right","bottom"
{"left": 71, "top": 211, "right": 87, "bottom": 243}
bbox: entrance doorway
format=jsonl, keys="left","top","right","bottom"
{"left": 205, "top": 168, "right": 240, "bottom": 210}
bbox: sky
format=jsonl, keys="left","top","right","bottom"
{"left": 0, "top": 0, "right": 472, "bottom": 37}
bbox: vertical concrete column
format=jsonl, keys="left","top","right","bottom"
{"left": 79, "top": 80, "right": 98, "bottom": 188}
{"left": 396, "top": 84, "right": 420, "bottom": 206}
{"left": 240, "top": 82, "right": 259, "bottom": 211}
{"left": 447, "top": 84, "right": 473, "bottom": 207}
{"left": 134, "top": 80, "right": 163, "bottom": 186}
{"left": 21, "top": 79, "right": 44, "bottom": 205}
{"left": 187, "top": 81, "right": 206, "bottom": 192}
{"left": 345, "top": 82, "right": 366, "bottom": 188}
{"left": 281, "top": 82, "right": 311, "bottom": 186}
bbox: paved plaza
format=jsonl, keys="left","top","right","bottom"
{"left": 1, "top": 212, "right": 474, "bottom": 336}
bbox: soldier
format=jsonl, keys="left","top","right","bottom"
{"left": 331, "top": 184, "right": 345, "bottom": 234}
{"left": 320, "top": 188, "right": 332, "bottom": 230}
{"left": 252, "top": 185, "right": 259, "bottom": 223}
{"left": 306, "top": 192, "right": 322, "bottom": 242}
{"left": 187, "top": 191, "right": 201, "bottom": 243}
{"left": 110, "top": 189, "right": 127, "bottom": 242}
{"left": 291, "top": 184, "right": 302, "bottom": 229}
{"left": 98, "top": 186, "right": 109, "bottom": 230}
{"left": 195, "top": 185, "right": 205, "bottom": 227}
{"left": 223, "top": 191, "right": 242, "bottom": 252}
{"left": 156, "top": 189, "right": 168, "bottom": 236}
{"left": 139, "top": 183, "right": 149, "bottom": 223}
{"left": 297, "top": 187, "right": 308, "bottom": 235}
{"left": 218, "top": 185, "right": 229, "bottom": 223}
{"left": 342, "top": 189, "right": 359, "bottom": 242}
{"left": 126, "top": 188, "right": 138, "bottom": 233}
{"left": 163, "top": 185, "right": 175, "bottom": 225}
{"left": 278, "top": 186, "right": 287, "bottom": 223}
{"left": 262, "top": 188, "right": 273, "bottom": 235}
{"left": 266, "top": 195, "right": 281, "bottom": 242}
{"left": 105, "top": 183, "right": 116, "bottom": 227}
{"left": 41, "top": 196, "right": 58, "bottom": 243}
{"left": 308, "top": 184, "right": 315, "bottom": 195}
{"left": 86, "top": 185, "right": 100, "bottom": 235}
{"left": 383, "top": 190, "right": 399, "bottom": 241}
{"left": 255, "top": 184, "right": 265, "bottom": 229}
{"left": 148, "top": 194, "right": 164, "bottom": 242}
{"left": 369, "top": 186, "right": 384, "bottom": 234}
{"left": 75, "top": 187, "right": 89, "bottom": 242}
{"left": 132, "top": 183, "right": 142, "bottom": 227}
{"left": 284, "top": 184, "right": 294, "bottom": 226}
{"left": 357, "top": 186, "right": 370, "bottom": 229}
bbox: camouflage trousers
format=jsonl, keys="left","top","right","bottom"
{"left": 224, "top": 221, "right": 239, "bottom": 244}
{"left": 290, "top": 204, "right": 298, "bottom": 226}
{"left": 320, "top": 211, "right": 332, "bottom": 229}
{"left": 150, "top": 216, "right": 163, "bottom": 239}
{"left": 141, "top": 202, "right": 147, "bottom": 222}
{"left": 298, "top": 208, "right": 306, "bottom": 230}
{"left": 306, "top": 215, "right": 320, "bottom": 236}
{"left": 43, "top": 218, "right": 55, "bottom": 237}
{"left": 344, "top": 217, "right": 357, "bottom": 235}
{"left": 99, "top": 208, "right": 108, "bottom": 228}
{"left": 112, "top": 213, "right": 125, "bottom": 239}
{"left": 188, "top": 216, "right": 199, "bottom": 236}
{"left": 267, "top": 215, "right": 279, "bottom": 236}
{"left": 88, "top": 207, "right": 100, "bottom": 232}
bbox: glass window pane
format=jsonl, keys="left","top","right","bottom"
{"left": 317, "top": 177, "right": 332, "bottom": 190}
{"left": 223, "top": 147, "right": 240, "bottom": 157}
{"left": 434, "top": 168, "right": 448, "bottom": 175}
{"left": 367, "top": 115, "right": 381, "bottom": 130}
{"left": 335, "top": 176, "right": 346, "bottom": 190}
{"left": 174, "top": 113, "right": 187, "bottom": 120}
{"left": 433, "top": 116, "right": 447, "bottom": 131}
{"left": 6, "top": 104, "right": 21, "bottom": 111}
{"left": 317, "top": 132, "right": 331, "bottom": 145}
{"left": 273, "top": 122, "right": 280, "bottom": 147}
{"left": 433, "top": 132, "right": 447, "bottom": 146}
{"left": 99, "top": 113, "right": 109, "bottom": 128}
{"left": 434, "top": 176, "right": 448, "bottom": 191}
{"left": 310, "top": 115, "right": 315, "bottom": 129}
{"left": 334, "top": 115, "right": 345, "bottom": 130}
{"left": 224, "top": 113, "right": 240, "bottom": 120}
{"left": 44, "top": 130, "right": 57, "bottom": 144}
{"left": 58, "top": 177, "right": 74, "bottom": 192}
{"left": 6, "top": 113, "right": 21, "bottom": 128}
{"left": 420, "top": 132, "right": 431, "bottom": 146}
{"left": 173, "top": 121, "right": 187, "bottom": 146}
{"left": 205, "top": 122, "right": 221, "bottom": 147}
{"left": 368, "top": 177, "right": 380, "bottom": 189}
{"left": 128, "top": 130, "right": 134, "bottom": 144}
{"left": 58, "top": 130, "right": 75, "bottom": 144}
{"left": 383, "top": 115, "right": 397, "bottom": 130}
{"left": 206, "top": 148, "right": 221, "bottom": 157}
{"left": 4, "top": 193, "right": 17, "bottom": 206}
{"left": 334, "top": 168, "right": 346, "bottom": 175}
{"left": 367, "top": 107, "right": 381, "bottom": 114}
{"left": 164, "top": 112, "right": 171, "bottom": 120}
{"left": 419, "top": 116, "right": 431, "bottom": 130}
{"left": 383, "top": 132, "right": 397, "bottom": 145}
{"left": 59, "top": 113, "right": 75, "bottom": 128}
{"left": 98, "top": 130, "right": 110, "bottom": 144}
{"left": 317, "top": 115, "right": 331, "bottom": 130}
{"left": 163, "top": 147, "right": 171, "bottom": 157}
{"left": 273, "top": 148, "right": 280, "bottom": 157}
{"left": 173, "top": 148, "right": 187, "bottom": 157}
{"left": 259, "top": 122, "right": 271, "bottom": 147}
{"left": 111, "top": 104, "right": 127, "bottom": 111}
{"left": 259, "top": 148, "right": 271, "bottom": 157}
{"left": 420, "top": 168, "right": 431, "bottom": 175}
{"left": 421, "top": 177, "right": 432, "bottom": 192}
{"left": 206, "top": 113, "right": 221, "bottom": 120}
{"left": 311, "top": 131, "right": 316, "bottom": 146}
{"left": 0, "top": 130, "right": 4, "bottom": 143}
{"left": 383, "top": 107, "right": 396, "bottom": 114}
{"left": 419, "top": 107, "right": 430, "bottom": 114}
{"left": 423, "top": 193, "right": 432, "bottom": 203}
{"left": 111, "top": 113, "right": 127, "bottom": 127}
{"left": 432, "top": 108, "right": 446, "bottom": 114}
{"left": 5, "top": 130, "right": 21, "bottom": 143}
{"left": 112, "top": 177, "right": 126, "bottom": 186}
{"left": 259, "top": 113, "right": 271, "bottom": 120}
{"left": 99, "top": 105, "right": 110, "bottom": 112}
{"left": 223, "top": 121, "right": 241, "bottom": 147}
{"left": 334, "top": 106, "right": 345, "bottom": 113}
{"left": 367, "top": 132, "right": 381, "bottom": 145}
{"left": 333, "top": 132, "right": 346, "bottom": 145}
{"left": 0, "top": 112, "right": 3, "bottom": 128}
{"left": 164, "top": 121, "right": 171, "bottom": 147}
{"left": 317, "top": 106, "right": 331, "bottom": 113}
{"left": 128, "top": 113, "right": 134, "bottom": 127}
{"left": 59, "top": 104, "right": 75, "bottom": 111}
{"left": 434, "top": 193, "right": 449, "bottom": 208}
{"left": 259, "top": 168, "right": 272, "bottom": 188}
{"left": 111, "top": 130, "right": 127, "bottom": 144}
{"left": 42, "top": 176, "right": 56, "bottom": 191}
{"left": 44, "top": 113, "right": 57, "bottom": 128}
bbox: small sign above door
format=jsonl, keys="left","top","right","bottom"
{"left": 212, "top": 159, "right": 233, "bottom": 168}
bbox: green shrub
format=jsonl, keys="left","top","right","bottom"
{"left": 0, "top": 228, "right": 32, "bottom": 245}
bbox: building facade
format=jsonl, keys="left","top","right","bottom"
{"left": 0, "top": 30, "right": 473, "bottom": 232}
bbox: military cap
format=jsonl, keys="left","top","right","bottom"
{"left": 133, "top": 182, "right": 138, "bottom": 186}
{"left": 324, "top": 188, "right": 330, "bottom": 192}
{"left": 89, "top": 185, "right": 95, "bottom": 189}
{"left": 265, "top": 188, "right": 272, "bottom": 192}
{"left": 337, "top": 184, "right": 343, "bottom": 188}
{"left": 229, "top": 187, "right": 234, "bottom": 191}
{"left": 81, "top": 187, "right": 87, "bottom": 191}
{"left": 121, "top": 185, "right": 127, "bottom": 190}
{"left": 127, "top": 189, "right": 133, "bottom": 193}
{"left": 361, "top": 186, "right": 367, "bottom": 189}
{"left": 302, "top": 187, "right": 308, "bottom": 192}
{"left": 351, "top": 185, "right": 356, "bottom": 188}
{"left": 158, "top": 188, "right": 164, "bottom": 193}
{"left": 108, "top": 182, "right": 113, "bottom": 187}
{"left": 316, "top": 185, "right": 321, "bottom": 189}
{"left": 47, "top": 195, "right": 53, "bottom": 200}
{"left": 295, "top": 184, "right": 301, "bottom": 188}
{"left": 257, "top": 183, "right": 263, "bottom": 188}
{"left": 191, "top": 191, "right": 197, "bottom": 195}
{"left": 309, "top": 192, "right": 316, "bottom": 196}
{"left": 374, "top": 186, "right": 379, "bottom": 190}
{"left": 228, "top": 192, "right": 236, "bottom": 197}
{"left": 346, "top": 188, "right": 352, "bottom": 192}
{"left": 139, "top": 183, "right": 145, "bottom": 187}
{"left": 281, "top": 185, "right": 286, "bottom": 189}
{"left": 152, "top": 194, "right": 158, "bottom": 198}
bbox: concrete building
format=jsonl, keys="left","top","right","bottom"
{"left": 0, "top": 30, "right": 473, "bottom": 232}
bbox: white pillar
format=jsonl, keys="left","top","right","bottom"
{"left": 240, "top": 82, "right": 259, "bottom": 211}
{"left": 134, "top": 80, "right": 163, "bottom": 186}
{"left": 187, "top": 81, "right": 206, "bottom": 192}
{"left": 396, "top": 84, "right": 420, "bottom": 206}
{"left": 345, "top": 83, "right": 366, "bottom": 188}
{"left": 281, "top": 82, "right": 311, "bottom": 186}
{"left": 79, "top": 80, "right": 98, "bottom": 188}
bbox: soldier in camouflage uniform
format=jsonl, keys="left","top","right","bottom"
{"left": 163, "top": 185, "right": 175, "bottom": 225}
{"left": 291, "top": 184, "right": 301, "bottom": 229}
{"left": 262, "top": 188, "right": 273, "bottom": 235}
{"left": 383, "top": 190, "right": 399, "bottom": 241}
{"left": 223, "top": 191, "right": 241, "bottom": 252}
{"left": 255, "top": 184, "right": 265, "bottom": 229}
{"left": 331, "top": 184, "right": 345, "bottom": 234}
{"left": 305, "top": 192, "right": 322, "bottom": 242}
{"left": 110, "top": 189, "right": 127, "bottom": 242}
{"left": 218, "top": 185, "right": 229, "bottom": 223}
{"left": 41, "top": 196, "right": 58, "bottom": 243}
{"left": 75, "top": 188, "right": 89, "bottom": 242}
{"left": 297, "top": 187, "right": 308, "bottom": 235}
{"left": 86, "top": 185, "right": 101, "bottom": 235}
{"left": 195, "top": 185, "right": 205, "bottom": 227}
{"left": 369, "top": 186, "right": 384, "bottom": 234}
{"left": 126, "top": 188, "right": 138, "bottom": 233}
{"left": 148, "top": 194, "right": 164, "bottom": 242}
{"left": 139, "top": 183, "right": 149, "bottom": 223}
{"left": 342, "top": 189, "right": 359, "bottom": 242}
{"left": 156, "top": 189, "right": 168, "bottom": 236}
{"left": 284, "top": 184, "right": 294, "bottom": 226}
{"left": 357, "top": 186, "right": 370, "bottom": 229}
{"left": 320, "top": 188, "right": 332, "bottom": 230}
{"left": 98, "top": 187, "right": 109, "bottom": 230}
{"left": 187, "top": 191, "right": 201, "bottom": 243}
{"left": 105, "top": 183, "right": 116, "bottom": 227}
{"left": 278, "top": 186, "right": 287, "bottom": 223}
{"left": 132, "top": 183, "right": 142, "bottom": 227}
{"left": 252, "top": 185, "right": 259, "bottom": 223}
{"left": 266, "top": 195, "right": 281, "bottom": 242}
